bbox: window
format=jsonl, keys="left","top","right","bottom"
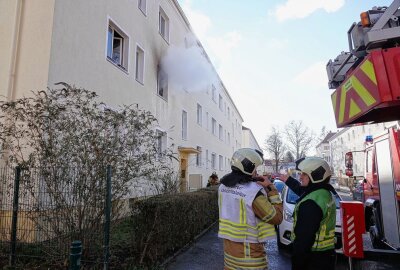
{"left": 227, "top": 107, "right": 230, "bottom": 120}
{"left": 219, "top": 124, "right": 223, "bottom": 140}
{"left": 182, "top": 110, "right": 187, "bottom": 140}
{"left": 156, "top": 129, "right": 167, "bottom": 159}
{"left": 206, "top": 112, "right": 209, "bottom": 130}
{"left": 138, "top": 0, "right": 146, "bottom": 14}
{"left": 159, "top": 8, "right": 169, "bottom": 42}
{"left": 197, "top": 104, "right": 202, "bottom": 126}
{"left": 212, "top": 85, "right": 217, "bottom": 102}
{"left": 107, "top": 21, "right": 129, "bottom": 71}
{"left": 219, "top": 95, "right": 223, "bottom": 111}
{"left": 135, "top": 46, "right": 144, "bottom": 84}
{"left": 324, "top": 145, "right": 329, "bottom": 150}
{"left": 206, "top": 149, "right": 209, "bottom": 169}
{"left": 219, "top": 155, "right": 223, "bottom": 170}
{"left": 212, "top": 118, "right": 217, "bottom": 135}
{"left": 228, "top": 132, "right": 231, "bottom": 145}
{"left": 196, "top": 146, "right": 202, "bottom": 166}
{"left": 157, "top": 67, "right": 168, "bottom": 100}
{"left": 211, "top": 153, "right": 216, "bottom": 169}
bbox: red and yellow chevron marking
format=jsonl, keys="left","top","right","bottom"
{"left": 332, "top": 59, "right": 380, "bottom": 126}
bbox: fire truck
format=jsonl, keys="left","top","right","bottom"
{"left": 326, "top": 0, "right": 400, "bottom": 250}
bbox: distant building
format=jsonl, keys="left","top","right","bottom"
{"left": 328, "top": 121, "right": 399, "bottom": 179}
{"left": 241, "top": 126, "right": 264, "bottom": 175}
{"left": 241, "top": 126, "right": 261, "bottom": 152}
{"left": 315, "top": 132, "right": 337, "bottom": 168}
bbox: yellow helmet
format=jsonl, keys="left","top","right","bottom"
{"left": 295, "top": 157, "right": 332, "bottom": 183}
{"left": 231, "top": 148, "right": 263, "bottom": 175}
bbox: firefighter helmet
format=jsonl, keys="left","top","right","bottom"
{"left": 295, "top": 157, "right": 332, "bottom": 183}
{"left": 231, "top": 148, "right": 263, "bottom": 175}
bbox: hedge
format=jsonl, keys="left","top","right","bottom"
{"left": 110, "top": 187, "right": 218, "bottom": 268}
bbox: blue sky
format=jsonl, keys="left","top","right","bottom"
{"left": 177, "top": 0, "right": 393, "bottom": 150}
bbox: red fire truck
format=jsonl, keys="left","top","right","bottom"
{"left": 326, "top": 0, "right": 400, "bottom": 250}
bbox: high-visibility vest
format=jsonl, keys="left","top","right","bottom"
{"left": 292, "top": 189, "right": 336, "bottom": 251}
{"left": 218, "top": 182, "right": 276, "bottom": 243}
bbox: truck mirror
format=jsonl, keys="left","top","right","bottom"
{"left": 345, "top": 152, "right": 353, "bottom": 169}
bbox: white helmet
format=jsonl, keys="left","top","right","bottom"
{"left": 295, "top": 157, "right": 332, "bottom": 183}
{"left": 231, "top": 148, "right": 263, "bottom": 175}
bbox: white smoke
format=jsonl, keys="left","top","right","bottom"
{"left": 160, "top": 40, "right": 218, "bottom": 92}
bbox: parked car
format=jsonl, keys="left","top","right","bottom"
{"left": 272, "top": 179, "right": 285, "bottom": 194}
{"left": 330, "top": 177, "right": 339, "bottom": 190}
{"left": 352, "top": 180, "right": 364, "bottom": 201}
{"left": 276, "top": 185, "right": 343, "bottom": 249}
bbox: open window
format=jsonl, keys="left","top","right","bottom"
{"left": 107, "top": 20, "right": 129, "bottom": 71}
{"left": 157, "top": 67, "right": 168, "bottom": 100}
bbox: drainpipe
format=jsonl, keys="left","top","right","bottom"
{"left": 6, "top": 0, "right": 23, "bottom": 102}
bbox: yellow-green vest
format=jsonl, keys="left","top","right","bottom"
{"left": 292, "top": 189, "right": 336, "bottom": 251}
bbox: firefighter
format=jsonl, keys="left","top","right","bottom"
{"left": 218, "top": 148, "right": 283, "bottom": 270}
{"left": 281, "top": 157, "right": 336, "bottom": 270}
{"left": 207, "top": 171, "right": 219, "bottom": 187}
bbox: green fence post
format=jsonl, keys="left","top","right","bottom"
{"left": 104, "top": 165, "right": 112, "bottom": 270}
{"left": 9, "top": 166, "right": 21, "bottom": 267}
{"left": 69, "top": 240, "right": 82, "bottom": 270}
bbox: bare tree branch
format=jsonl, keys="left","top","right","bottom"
{"left": 284, "top": 120, "right": 315, "bottom": 159}
{"left": 264, "top": 126, "right": 286, "bottom": 173}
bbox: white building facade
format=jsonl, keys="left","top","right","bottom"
{"left": 0, "top": 0, "right": 244, "bottom": 191}
{"left": 315, "top": 132, "right": 336, "bottom": 168}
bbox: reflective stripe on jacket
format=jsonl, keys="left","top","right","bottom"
{"left": 218, "top": 182, "right": 276, "bottom": 243}
{"left": 292, "top": 189, "right": 336, "bottom": 251}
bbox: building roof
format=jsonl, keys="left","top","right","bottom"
{"left": 316, "top": 132, "right": 337, "bottom": 148}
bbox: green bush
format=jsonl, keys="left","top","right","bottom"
{"left": 110, "top": 187, "right": 218, "bottom": 268}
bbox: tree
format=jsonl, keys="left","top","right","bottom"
{"left": 284, "top": 151, "right": 295, "bottom": 162}
{"left": 317, "top": 126, "right": 328, "bottom": 142}
{"left": 284, "top": 120, "right": 315, "bottom": 159}
{"left": 0, "top": 83, "right": 178, "bottom": 259}
{"left": 264, "top": 127, "right": 286, "bottom": 173}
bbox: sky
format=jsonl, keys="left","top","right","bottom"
{"left": 176, "top": 0, "right": 393, "bottom": 148}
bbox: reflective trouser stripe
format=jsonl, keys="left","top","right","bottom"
{"left": 224, "top": 252, "right": 267, "bottom": 270}
{"left": 244, "top": 242, "right": 250, "bottom": 258}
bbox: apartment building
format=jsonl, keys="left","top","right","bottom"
{"left": 328, "top": 121, "right": 399, "bottom": 179}
{"left": 0, "top": 0, "right": 244, "bottom": 192}
{"left": 315, "top": 132, "right": 336, "bottom": 168}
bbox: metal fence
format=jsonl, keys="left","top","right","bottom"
{"left": 0, "top": 165, "right": 112, "bottom": 269}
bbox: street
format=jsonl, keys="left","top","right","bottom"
{"left": 165, "top": 189, "right": 398, "bottom": 270}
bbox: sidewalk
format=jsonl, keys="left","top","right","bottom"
{"left": 164, "top": 223, "right": 292, "bottom": 270}
{"left": 165, "top": 223, "right": 224, "bottom": 270}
